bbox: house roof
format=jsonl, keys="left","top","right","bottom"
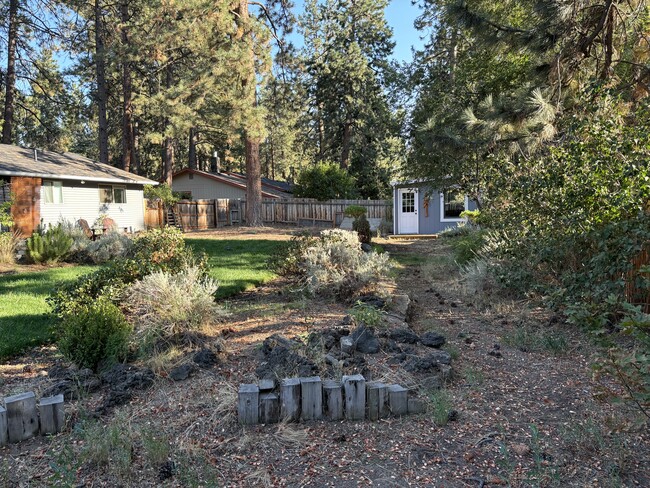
{"left": 225, "top": 171, "right": 294, "bottom": 194}
{"left": 173, "top": 168, "right": 291, "bottom": 198}
{"left": 0, "top": 144, "right": 157, "bottom": 185}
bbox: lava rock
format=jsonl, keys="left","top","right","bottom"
{"left": 389, "top": 328, "right": 420, "bottom": 344}
{"left": 341, "top": 315, "right": 354, "bottom": 326}
{"left": 488, "top": 350, "right": 503, "bottom": 358}
{"left": 256, "top": 335, "right": 318, "bottom": 378}
{"left": 447, "top": 410, "right": 459, "bottom": 422}
{"left": 193, "top": 349, "right": 219, "bottom": 368}
{"left": 382, "top": 339, "right": 402, "bottom": 353}
{"left": 351, "top": 325, "right": 380, "bottom": 354}
{"left": 421, "top": 331, "right": 447, "bottom": 348}
{"left": 43, "top": 367, "right": 102, "bottom": 400}
{"left": 388, "top": 294, "right": 411, "bottom": 319}
{"left": 404, "top": 351, "right": 452, "bottom": 373}
{"left": 357, "top": 295, "right": 386, "bottom": 309}
{"left": 169, "top": 364, "right": 196, "bottom": 381}
{"left": 101, "top": 364, "right": 155, "bottom": 391}
{"left": 361, "top": 243, "right": 373, "bottom": 253}
{"left": 159, "top": 461, "right": 177, "bottom": 482}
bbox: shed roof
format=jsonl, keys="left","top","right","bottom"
{"left": 173, "top": 168, "right": 291, "bottom": 198}
{"left": 0, "top": 144, "right": 157, "bottom": 185}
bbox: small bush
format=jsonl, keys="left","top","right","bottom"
{"left": 56, "top": 298, "right": 132, "bottom": 371}
{"left": 349, "top": 301, "right": 383, "bottom": 327}
{"left": 344, "top": 205, "right": 367, "bottom": 219}
{"left": 352, "top": 214, "right": 372, "bottom": 244}
{"left": 269, "top": 233, "right": 316, "bottom": 276}
{"left": 0, "top": 231, "right": 20, "bottom": 264}
{"left": 124, "top": 267, "right": 223, "bottom": 351}
{"left": 84, "top": 232, "right": 133, "bottom": 264}
{"left": 451, "top": 229, "right": 486, "bottom": 265}
{"left": 26, "top": 224, "right": 73, "bottom": 263}
{"left": 302, "top": 229, "right": 391, "bottom": 297}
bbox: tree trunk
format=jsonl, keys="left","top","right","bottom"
{"left": 188, "top": 127, "right": 197, "bottom": 170}
{"left": 1, "top": 0, "right": 19, "bottom": 145}
{"left": 163, "top": 137, "right": 174, "bottom": 186}
{"left": 237, "top": 0, "right": 263, "bottom": 226}
{"left": 95, "top": 0, "right": 109, "bottom": 164}
{"left": 120, "top": 0, "right": 135, "bottom": 172}
{"left": 132, "top": 120, "right": 140, "bottom": 174}
{"left": 340, "top": 116, "right": 352, "bottom": 169}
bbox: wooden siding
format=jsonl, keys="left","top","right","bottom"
{"left": 172, "top": 198, "right": 391, "bottom": 231}
{"left": 11, "top": 176, "right": 41, "bottom": 236}
{"left": 172, "top": 172, "right": 247, "bottom": 200}
{"left": 39, "top": 181, "right": 146, "bottom": 231}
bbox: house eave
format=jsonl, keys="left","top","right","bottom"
{"left": 0, "top": 170, "right": 157, "bottom": 186}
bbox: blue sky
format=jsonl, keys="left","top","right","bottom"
{"left": 291, "top": 0, "right": 426, "bottom": 62}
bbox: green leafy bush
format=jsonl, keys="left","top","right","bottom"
{"left": 26, "top": 224, "right": 73, "bottom": 263}
{"left": 48, "top": 227, "right": 206, "bottom": 318}
{"left": 344, "top": 205, "right": 367, "bottom": 219}
{"left": 56, "top": 298, "right": 132, "bottom": 371}
{"left": 124, "top": 267, "right": 223, "bottom": 352}
{"left": 451, "top": 229, "right": 486, "bottom": 265}
{"left": 269, "top": 232, "right": 315, "bottom": 276}
{"left": 143, "top": 183, "right": 179, "bottom": 207}
{"left": 293, "top": 163, "right": 358, "bottom": 200}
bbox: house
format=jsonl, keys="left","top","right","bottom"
{"left": 0, "top": 144, "right": 158, "bottom": 236}
{"left": 391, "top": 180, "right": 479, "bottom": 235}
{"left": 172, "top": 168, "right": 292, "bottom": 200}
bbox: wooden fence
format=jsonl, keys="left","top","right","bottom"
{"left": 625, "top": 244, "right": 650, "bottom": 313}
{"left": 146, "top": 198, "right": 392, "bottom": 231}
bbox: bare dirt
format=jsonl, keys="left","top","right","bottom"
{"left": 0, "top": 231, "right": 648, "bottom": 487}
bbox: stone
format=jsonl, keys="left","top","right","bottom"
{"left": 257, "top": 336, "right": 318, "bottom": 379}
{"left": 280, "top": 378, "right": 301, "bottom": 422}
{"left": 404, "top": 351, "right": 452, "bottom": 373}
{"left": 383, "top": 314, "right": 408, "bottom": 329}
{"left": 193, "top": 349, "right": 219, "bottom": 368}
{"left": 382, "top": 339, "right": 402, "bottom": 353}
{"left": 43, "top": 367, "right": 102, "bottom": 401}
{"left": 351, "top": 325, "right": 380, "bottom": 354}
{"left": 101, "top": 364, "right": 155, "bottom": 390}
{"left": 357, "top": 295, "right": 386, "bottom": 309}
{"left": 169, "top": 364, "right": 195, "bottom": 381}
{"left": 388, "top": 294, "right": 411, "bottom": 320}
{"left": 421, "top": 332, "right": 446, "bottom": 348}
{"left": 238, "top": 384, "right": 259, "bottom": 425}
{"left": 5, "top": 392, "right": 38, "bottom": 443}
{"left": 343, "top": 374, "right": 366, "bottom": 421}
{"left": 389, "top": 328, "right": 420, "bottom": 344}
{"left": 39, "top": 394, "right": 65, "bottom": 435}
{"left": 361, "top": 243, "right": 372, "bottom": 252}
{"left": 340, "top": 336, "right": 354, "bottom": 354}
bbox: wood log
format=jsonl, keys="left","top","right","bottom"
{"left": 408, "top": 397, "right": 427, "bottom": 415}
{"left": 366, "top": 382, "right": 388, "bottom": 421}
{"left": 322, "top": 380, "right": 343, "bottom": 421}
{"left": 258, "top": 379, "right": 275, "bottom": 392}
{"left": 300, "top": 376, "right": 322, "bottom": 421}
{"left": 259, "top": 393, "right": 280, "bottom": 424}
{"left": 387, "top": 384, "right": 408, "bottom": 416}
{"left": 238, "top": 384, "right": 259, "bottom": 425}
{"left": 280, "top": 378, "right": 301, "bottom": 422}
{"left": 343, "top": 374, "right": 366, "bottom": 421}
{"left": 39, "top": 394, "right": 65, "bottom": 435}
{"left": 0, "top": 405, "right": 7, "bottom": 447}
{"left": 5, "top": 391, "right": 38, "bottom": 443}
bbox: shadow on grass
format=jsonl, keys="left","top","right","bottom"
{"left": 0, "top": 313, "right": 54, "bottom": 360}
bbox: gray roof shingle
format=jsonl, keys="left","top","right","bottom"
{"left": 0, "top": 144, "right": 157, "bottom": 185}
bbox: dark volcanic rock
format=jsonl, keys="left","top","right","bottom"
{"left": 382, "top": 339, "right": 402, "bottom": 353}
{"left": 193, "top": 349, "right": 220, "bottom": 368}
{"left": 351, "top": 325, "right": 380, "bottom": 354}
{"left": 256, "top": 334, "right": 318, "bottom": 379}
{"left": 421, "top": 331, "right": 446, "bottom": 348}
{"left": 389, "top": 328, "right": 420, "bottom": 344}
{"left": 44, "top": 367, "right": 102, "bottom": 400}
{"left": 101, "top": 364, "right": 155, "bottom": 390}
{"left": 357, "top": 295, "right": 386, "bottom": 309}
{"left": 404, "top": 351, "right": 452, "bottom": 373}
{"left": 169, "top": 363, "right": 196, "bottom": 381}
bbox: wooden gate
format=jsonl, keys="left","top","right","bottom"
{"left": 11, "top": 176, "right": 41, "bottom": 236}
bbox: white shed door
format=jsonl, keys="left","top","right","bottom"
{"left": 398, "top": 188, "right": 418, "bottom": 234}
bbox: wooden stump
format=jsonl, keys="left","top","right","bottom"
{"left": 366, "top": 382, "right": 388, "bottom": 421}
{"left": 259, "top": 393, "right": 280, "bottom": 424}
{"left": 408, "top": 397, "right": 427, "bottom": 415}
{"left": 0, "top": 405, "right": 7, "bottom": 447}
{"left": 39, "top": 394, "right": 65, "bottom": 435}
{"left": 280, "top": 378, "right": 301, "bottom": 422}
{"left": 300, "top": 376, "right": 323, "bottom": 421}
{"left": 323, "top": 380, "right": 343, "bottom": 421}
{"left": 387, "top": 384, "right": 408, "bottom": 416}
{"left": 5, "top": 392, "right": 38, "bottom": 443}
{"left": 258, "top": 379, "right": 275, "bottom": 392}
{"left": 238, "top": 384, "right": 260, "bottom": 425}
{"left": 343, "top": 374, "right": 366, "bottom": 421}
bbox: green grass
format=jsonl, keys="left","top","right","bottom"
{"left": 186, "top": 238, "right": 285, "bottom": 298}
{"left": 0, "top": 265, "right": 97, "bottom": 360}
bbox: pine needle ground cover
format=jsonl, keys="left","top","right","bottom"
{"left": 0, "top": 266, "right": 97, "bottom": 360}
{"left": 186, "top": 238, "right": 284, "bottom": 298}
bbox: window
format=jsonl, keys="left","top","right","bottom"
{"left": 43, "top": 180, "right": 63, "bottom": 204}
{"left": 401, "top": 191, "right": 415, "bottom": 213}
{"left": 99, "top": 185, "right": 127, "bottom": 204}
{"left": 441, "top": 190, "right": 467, "bottom": 221}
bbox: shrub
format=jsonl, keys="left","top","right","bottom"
{"left": 344, "top": 205, "right": 367, "bottom": 219}
{"left": 143, "top": 183, "right": 179, "bottom": 207}
{"left": 0, "top": 231, "right": 20, "bottom": 264}
{"left": 56, "top": 297, "right": 132, "bottom": 371}
{"left": 84, "top": 232, "right": 133, "bottom": 264}
{"left": 26, "top": 224, "right": 73, "bottom": 263}
{"left": 269, "top": 232, "right": 316, "bottom": 276}
{"left": 352, "top": 214, "right": 372, "bottom": 244}
{"left": 293, "top": 163, "right": 358, "bottom": 200}
{"left": 302, "top": 229, "right": 391, "bottom": 297}
{"left": 124, "top": 267, "right": 222, "bottom": 351}
{"left": 451, "top": 228, "right": 486, "bottom": 265}
{"left": 48, "top": 227, "right": 206, "bottom": 318}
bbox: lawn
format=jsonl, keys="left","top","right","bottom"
{"left": 0, "top": 265, "right": 97, "bottom": 360}
{"left": 186, "top": 238, "right": 285, "bottom": 298}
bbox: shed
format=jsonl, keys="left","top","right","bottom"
{"left": 0, "top": 144, "right": 157, "bottom": 236}
{"left": 392, "top": 180, "right": 478, "bottom": 235}
{"left": 172, "top": 168, "right": 292, "bottom": 200}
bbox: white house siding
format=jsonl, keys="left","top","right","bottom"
{"left": 39, "top": 181, "right": 146, "bottom": 231}
{"left": 172, "top": 172, "right": 246, "bottom": 200}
